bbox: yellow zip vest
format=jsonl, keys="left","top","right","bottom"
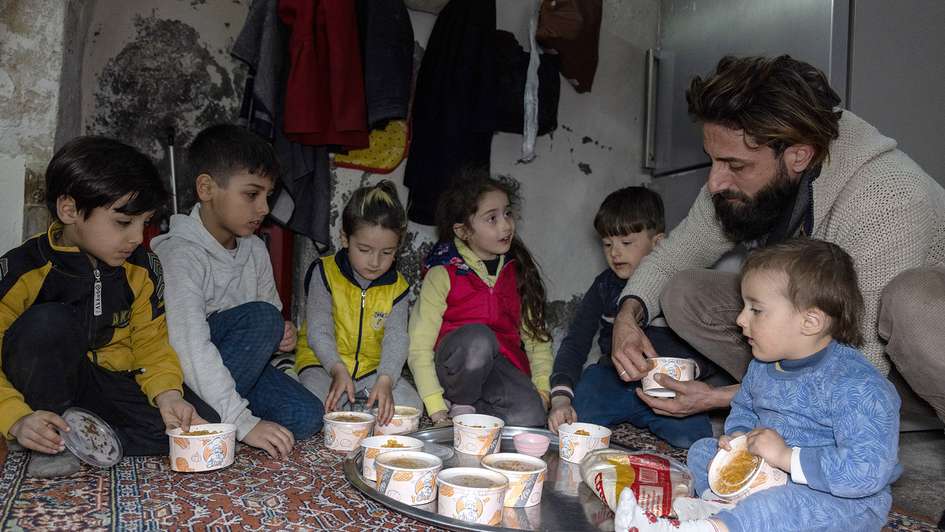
{"left": 295, "top": 253, "right": 409, "bottom": 379}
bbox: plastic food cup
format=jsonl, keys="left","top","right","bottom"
{"left": 360, "top": 434, "right": 424, "bottom": 481}
{"left": 557, "top": 422, "right": 611, "bottom": 464}
{"left": 452, "top": 414, "right": 505, "bottom": 456}
{"left": 374, "top": 405, "right": 422, "bottom": 435}
{"left": 709, "top": 435, "right": 787, "bottom": 501}
{"left": 323, "top": 411, "right": 375, "bottom": 452}
{"left": 167, "top": 423, "right": 237, "bottom": 472}
{"left": 374, "top": 450, "right": 443, "bottom": 505}
{"left": 436, "top": 467, "right": 508, "bottom": 525}
{"left": 481, "top": 452, "right": 548, "bottom": 507}
{"left": 642, "top": 357, "right": 699, "bottom": 397}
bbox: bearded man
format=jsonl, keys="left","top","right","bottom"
{"left": 611, "top": 55, "right": 945, "bottom": 425}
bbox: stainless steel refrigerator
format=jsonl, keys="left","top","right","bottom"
{"left": 645, "top": 0, "right": 945, "bottom": 230}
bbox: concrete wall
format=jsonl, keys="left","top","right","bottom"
{"left": 0, "top": 0, "right": 69, "bottom": 247}
{"left": 73, "top": 0, "right": 660, "bottom": 335}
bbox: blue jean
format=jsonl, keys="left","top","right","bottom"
{"left": 687, "top": 438, "right": 890, "bottom": 532}
{"left": 208, "top": 302, "right": 323, "bottom": 439}
{"left": 572, "top": 362, "right": 712, "bottom": 448}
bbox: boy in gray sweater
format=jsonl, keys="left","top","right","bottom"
{"left": 153, "top": 125, "right": 323, "bottom": 459}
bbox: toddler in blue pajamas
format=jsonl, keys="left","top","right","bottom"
{"left": 615, "top": 238, "right": 901, "bottom": 532}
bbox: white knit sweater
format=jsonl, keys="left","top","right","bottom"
{"left": 622, "top": 111, "right": 945, "bottom": 374}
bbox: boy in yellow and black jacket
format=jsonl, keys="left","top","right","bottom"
{"left": 0, "top": 137, "right": 218, "bottom": 477}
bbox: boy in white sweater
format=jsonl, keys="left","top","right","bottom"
{"left": 153, "top": 125, "right": 323, "bottom": 459}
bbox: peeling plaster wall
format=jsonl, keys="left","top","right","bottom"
{"left": 75, "top": 0, "right": 660, "bottom": 341}
{"left": 0, "top": 0, "right": 69, "bottom": 239}
{"left": 79, "top": 0, "right": 247, "bottom": 212}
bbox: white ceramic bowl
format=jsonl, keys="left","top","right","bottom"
{"left": 374, "top": 450, "right": 443, "bottom": 505}
{"left": 436, "top": 467, "right": 508, "bottom": 525}
{"left": 374, "top": 405, "right": 422, "bottom": 435}
{"left": 360, "top": 434, "right": 424, "bottom": 481}
{"left": 323, "top": 411, "right": 375, "bottom": 452}
{"left": 641, "top": 357, "right": 699, "bottom": 397}
{"left": 167, "top": 423, "right": 237, "bottom": 472}
{"left": 481, "top": 452, "right": 548, "bottom": 507}
{"left": 452, "top": 414, "right": 505, "bottom": 456}
{"left": 557, "top": 422, "right": 611, "bottom": 464}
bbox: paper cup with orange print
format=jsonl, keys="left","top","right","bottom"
{"left": 436, "top": 467, "right": 508, "bottom": 526}
{"left": 374, "top": 451, "right": 443, "bottom": 505}
{"left": 374, "top": 406, "right": 422, "bottom": 435}
{"left": 452, "top": 414, "right": 505, "bottom": 456}
{"left": 558, "top": 422, "right": 611, "bottom": 464}
{"left": 166, "top": 423, "right": 237, "bottom": 472}
{"left": 709, "top": 435, "right": 788, "bottom": 501}
{"left": 323, "top": 411, "right": 375, "bottom": 452}
{"left": 360, "top": 434, "right": 424, "bottom": 481}
{"left": 481, "top": 452, "right": 548, "bottom": 507}
{"left": 642, "top": 357, "right": 699, "bottom": 397}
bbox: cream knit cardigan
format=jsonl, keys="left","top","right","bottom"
{"left": 622, "top": 111, "right": 945, "bottom": 374}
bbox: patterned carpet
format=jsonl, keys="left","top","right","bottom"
{"left": 0, "top": 424, "right": 938, "bottom": 531}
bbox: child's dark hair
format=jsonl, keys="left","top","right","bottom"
{"left": 594, "top": 186, "right": 665, "bottom": 238}
{"left": 435, "top": 170, "right": 551, "bottom": 342}
{"left": 341, "top": 180, "right": 407, "bottom": 241}
{"left": 187, "top": 124, "right": 279, "bottom": 185}
{"left": 45, "top": 136, "right": 169, "bottom": 220}
{"left": 741, "top": 238, "right": 863, "bottom": 346}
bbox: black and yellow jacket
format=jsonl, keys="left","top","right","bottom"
{"left": 0, "top": 225, "right": 184, "bottom": 438}
{"left": 294, "top": 250, "right": 409, "bottom": 380}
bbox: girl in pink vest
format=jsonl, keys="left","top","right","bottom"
{"left": 408, "top": 172, "right": 553, "bottom": 427}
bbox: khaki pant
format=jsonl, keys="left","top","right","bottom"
{"left": 660, "top": 268, "right": 945, "bottom": 425}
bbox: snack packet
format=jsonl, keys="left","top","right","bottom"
{"left": 580, "top": 449, "right": 694, "bottom": 518}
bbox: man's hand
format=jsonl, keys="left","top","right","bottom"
{"left": 325, "top": 363, "right": 356, "bottom": 412}
{"left": 368, "top": 375, "right": 395, "bottom": 425}
{"left": 279, "top": 321, "right": 298, "bottom": 352}
{"left": 9, "top": 411, "right": 70, "bottom": 454}
{"left": 611, "top": 299, "right": 657, "bottom": 381}
{"left": 243, "top": 420, "right": 294, "bottom": 459}
{"left": 747, "top": 428, "right": 792, "bottom": 472}
{"left": 717, "top": 431, "right": 745, "bottom": 451}
{"left": 429, "top": 409, "right": 451, "bottom": 428}
{"left": 155, "top": 390, "right": 206, "bottom": 432}
{"left": 547, "top": 395, "right": 577, "bottom": 434}
{"left": 636, "top": 376, "right": 737, "bottom": 417}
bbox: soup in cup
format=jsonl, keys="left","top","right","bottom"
{"left": 374, "top": 405, "right": 422, "bottom": 435}
{"left": 481, "top": 452, "right": 548, "bottom": 507}
{"left": 360, "top": 435, "right": 424, "bottom": 481}
{"left": 374, "top": 450, "right": 443, "bottom": 505}
{"left": 452, "top": 414, "right": 504, "bottom": 455}
{"left": 323, "top": 411, "right": 375, "bottom": 452}
{"left": 436, "top": 467, "right": 508, "bottom": 525}
{"left": 558, "top": 422, "right": 611, "bottom": 463}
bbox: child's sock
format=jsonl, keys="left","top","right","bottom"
{"left": 26, "top": 451, "right": 81, "bottom": 478}
{"left": 614, "top": 487, "right": 723, "bottom": 532}
{"left": 672, "top": 496, "right": 734, "bottom": 521}
{"left": 448, "top": 404, "right": 476, "bottom": 417}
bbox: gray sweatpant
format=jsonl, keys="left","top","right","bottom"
{"left": 434, "top": 324, "right": 546, "bottom": 427}
{"left": 659, "top": 267, "right": 945, "bottom": 425}
{"left": 299, "top": 366, "right": 422, "bottom": 412}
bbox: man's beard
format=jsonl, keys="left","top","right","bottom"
{"left": 711, "top": 160, "right": 800, "bottom": 242}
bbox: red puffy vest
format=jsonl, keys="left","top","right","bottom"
{"left": 434, "top": 257, "right": 531, "bottom": 376}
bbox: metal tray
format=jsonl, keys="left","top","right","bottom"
{"left": 343, "top": 426, "right": 622, "bottom": 531}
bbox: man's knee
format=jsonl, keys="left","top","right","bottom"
{"left": 285, "top": 392, "right": 324, "bottom": 440}
{"left": 880, "top": 268, "right": 944, "bottom": 327}
{"left": 661, "top": 270, "right": 715, "bottom": 326}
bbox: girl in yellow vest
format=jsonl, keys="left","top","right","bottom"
{"left": 295, "top": 181, "right": 421, "bottom": 425}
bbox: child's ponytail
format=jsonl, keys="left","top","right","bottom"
{"left": 342, "top": 179, "right": 407, "bottom": 241}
